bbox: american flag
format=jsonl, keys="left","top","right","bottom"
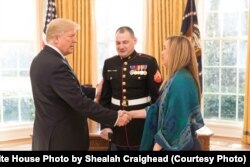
{"left": 181, "top": 0, "right": 202, "bottom": 91}
{"left": 42, "top": 0, "right": 57, "bottom": 45}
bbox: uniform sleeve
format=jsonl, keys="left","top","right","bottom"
{"left": 147, "top": 57, "right": 162, "bottom": 103}
{"left": 99, "top": 60, "right": 113, "bottom": 129}
{"left": 99, "top": 60, "right": 112, "bottom": 108}
{"left": 154, "top": 75, "right": 199, "bottom": 150}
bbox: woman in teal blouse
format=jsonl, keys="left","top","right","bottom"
{"left": 128, "top": 35, "right": 204, "bottom": 151}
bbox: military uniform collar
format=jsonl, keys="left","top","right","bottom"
{"left": 120, "top": 51, "right": 137, "bottom": 61}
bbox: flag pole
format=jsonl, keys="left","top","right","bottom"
{"left": 190, "top": 0, "right": 193, "bottom": 34}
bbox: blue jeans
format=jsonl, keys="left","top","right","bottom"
{"left": 110, "top": 143, "right": 140, "bottom": 151}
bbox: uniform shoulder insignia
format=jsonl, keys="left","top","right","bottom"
{"left": 154, "top": 70, "right": 162, "bottom": 83}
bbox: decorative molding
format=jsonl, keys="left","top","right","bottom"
{"left": 0, "top": 124, "right": 33, "bottom": 142}
{"left": 89, "top": 133, "right": 109, "bottom": 151}
{"left": 206, "top": 121, "right": 243, "bottom": 138}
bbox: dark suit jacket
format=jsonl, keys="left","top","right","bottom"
{"left": 30, "top": 45, "right": 118, "bottom": 150}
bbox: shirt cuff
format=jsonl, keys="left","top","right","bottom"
{"left": 113, "top": 110, "right": 120, "bottom": 126}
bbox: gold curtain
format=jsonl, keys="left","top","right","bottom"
{"left": 55, "top": 0, "right": 99, "bottom": 133}
{"left": 144, "top": 0, "right": 187, "bottom": 78}
{"left": 242, "top": 4, "right": 250, "bottom": 144}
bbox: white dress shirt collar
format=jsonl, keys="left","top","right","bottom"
{"left": 46, "top": 44, "right": 66, "bottom": 59}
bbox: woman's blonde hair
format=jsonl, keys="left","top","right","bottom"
{"left": 162, "top": 35, "right": 201, "bottom": 102}
{"left": 46, "top": 18, "right": 79, "bottom": 42}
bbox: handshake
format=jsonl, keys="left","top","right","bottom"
{"left": 100, "top": 109, "right": 146, "bottom": 141}
{"left": 100, "top": 110, "right": 131, "bottom": 141}
{"left": 115, "top": 110, "right": 132, "bottom": 127}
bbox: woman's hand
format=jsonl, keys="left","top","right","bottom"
{"left": 153, "top": 142, "right": 162, "bottom": 151}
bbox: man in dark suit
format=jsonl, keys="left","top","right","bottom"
{"left": 99, "top": 26, "right": 162, "bottom": 151}
{"left": 30, "top": 18, "right": 131, "bottom": 151}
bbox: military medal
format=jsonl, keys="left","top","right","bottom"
{"left": 130, "top": 65, "right": 135, "bottom": 75}
{"left": 142, "top": 65, "right": 147, "bottom": 75}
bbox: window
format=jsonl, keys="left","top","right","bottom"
{"left": 0, "top": 0, "right": 36, "bottom": 127}
{"left": 95, "top": 0, "right": 144, "bottom": 81}
{"left": 200, "top": 0, "right": 249, "bottom": 137}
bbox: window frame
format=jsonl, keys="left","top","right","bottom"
{"left": 0, "top": 0, "right": 45, "bottom": 142}
{"left": 197, "top": 0, "right": 248, "bottom": 138}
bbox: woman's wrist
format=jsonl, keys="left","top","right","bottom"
{"left": 128, "top": 111, "right": 134, "bottom": 119}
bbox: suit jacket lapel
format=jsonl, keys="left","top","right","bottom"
{"left": 44, "top": 45, "right": 82, "bottom": 88}
{"left": 62, "top": 58, "right": 82, "bottom": 88}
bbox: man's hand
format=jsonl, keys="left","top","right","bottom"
{"left": 100, "top": 128, "right": 113, "bottom": 141}
{"left": 95, "top": 79, "right": 104, "bottom": 103}
{"left": 115, "top": 110, "right": 132, "bottom": 127}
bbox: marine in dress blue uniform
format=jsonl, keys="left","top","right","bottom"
{"left": 100, "top": 50, "right": 162, "bottom": 149}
